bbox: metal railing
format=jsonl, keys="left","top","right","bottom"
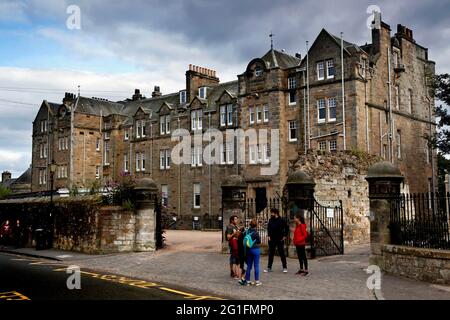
{"left": 390, "top": 193, "right": 450, "bottom": 250}
{"left": 244, "top": 198, "right": 288, "bottom": 246}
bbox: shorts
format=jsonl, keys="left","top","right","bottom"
{"left": 229, "top": 255, "right": 239, "bottom": 265}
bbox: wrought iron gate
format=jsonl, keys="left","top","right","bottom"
{"left": 308, "top": 199, "right": 344, "bottom": 257}
{"left": 242, "top": 196, "right": 344, "bottom": 257}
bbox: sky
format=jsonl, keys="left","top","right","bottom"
{"left": 0, "top": 0, "right": 449, "bottom": 177}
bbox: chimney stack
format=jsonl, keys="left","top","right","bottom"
{"left": 397, "top": 24, "right": 414, "bottom": 42}
{"left": 63, "top": 92, "right": 76, "bottom": 105}
{"left": 2, "top": 171, "right": 11, "bottom": 183}
{"left": 295, "top": 53, "right": 302, "bottom": 60}
{"left": 132, "top": 89, "right": 144, "bottom": 101}
{"left": 152, "top": 86, "right": 162, "bottom": 98}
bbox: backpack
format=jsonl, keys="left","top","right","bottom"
{"left": 243, "top": 230, "right": 256, "bottom": 249}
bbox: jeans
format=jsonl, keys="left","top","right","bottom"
{"left": 268, "top": 240, "right": 287, "bottom": 269}
{"left": 296, "top": 245, "right": 308, "bottom": 270}
{"left": 245, "top": 247, "right": 260, "bottom": 282}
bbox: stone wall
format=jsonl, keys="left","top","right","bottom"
{"left": 97, "top": 206, "right": 136, "bottom": 253}
{"left": 0, "top": 195, "right": 156, "bottom": 254}
{"left": 380, "top": 245, "right": 450, "bottom": 285}
{"left": 292, "top": 149, "right": 380, "bottom": 244}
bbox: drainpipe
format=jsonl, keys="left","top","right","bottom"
{"left": 150, "top": 122, "right": 153, "bottom": 177}
{"left": 387, "top": 46, "right": 394, "bottom": 163}
{"left": 208, "top": 112, "right": 212, "bottom": 216}
{"left": 306, "top": 41, "right": 311, "bottom": 149}
{"left": 303, "top": 72, "right": 307, "bottom": 154}
{"left": 341, "top": 32, "right": 347, "bottom": 151}
{"left": 69, "top": 98, "right": 79, "bottom": 187}
{"left": 178, "top": 118, "right": 181, "bottom": 217}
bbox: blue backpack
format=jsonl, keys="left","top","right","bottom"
{"left": 243, "top": 230, "right": 256, "bottom": 249}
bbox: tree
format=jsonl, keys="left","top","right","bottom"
{"left": 437, "top": 153, "right": 450, "bottom": 195}
{"left": 0, "top": 185, "right": 11, "bottom": 199}
{"left": 431, "top": 74, "right": 450, "bottom": 153}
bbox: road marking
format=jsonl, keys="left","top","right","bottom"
{"left": 0, "top": 291, "right": 31, "bottom": 301}
{"left": 9, "top": 255, "right": 225, "bottom": 300}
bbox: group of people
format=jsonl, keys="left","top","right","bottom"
{"left": 225, "top": 208, "right": 309, "bottom": 287}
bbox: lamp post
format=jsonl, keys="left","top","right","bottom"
{"left": 49, "top": 161, "right": 57, "bottom": 206}
{"left": 48, "top": 160, "right": 57, "bottom": 248}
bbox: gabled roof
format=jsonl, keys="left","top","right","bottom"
{"left": 261, "top": 49, "right": 301, "bottom": 69}
{"left": 307, "top": 29, "right": 362, "bottom": 58}
{"left": 14, "top": 166, "right": 31, "bottom": 184}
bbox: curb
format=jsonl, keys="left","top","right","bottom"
{"left": 0, "top": 248, "right": 62, "bottom": 261}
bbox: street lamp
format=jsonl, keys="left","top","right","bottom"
{"left": 49, "top": 161, "right": 57, "bottom": 206}
{"left": 48, "top": 160, "right": 57, "bottom": 249}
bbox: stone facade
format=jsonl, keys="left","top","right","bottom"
{"left": 30, "top": 18, "right": 436, "bottom": 239}
{"left": 292, "top": 150, "right": 381, "bottom": 244}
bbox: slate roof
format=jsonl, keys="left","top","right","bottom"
{"left": 261, "top": 49, "right": 301, "bottom": 69}
{"left": 75, "top": 97, "right": 126, "bottom": 117}
{"left": 14, "top": 166, "right": 31, "bottom": 185}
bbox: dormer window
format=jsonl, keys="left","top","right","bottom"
{"left": 135, "top": 120, "right": 146, "bottom": 138}
{"left": 199, "top": 87, "right": 207, "bottom": 99}
{"left": 255, "top": 66, "right": 263, "bottom": 77}
{"left": 180, "top": 90, "right": 187, "bottom": 104}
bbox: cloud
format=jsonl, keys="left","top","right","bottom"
{"left": 0, "top": 0, "right": 28, "bottom": 23}
{"left": 1, "top": 0, "right": 450, "bottom": 177}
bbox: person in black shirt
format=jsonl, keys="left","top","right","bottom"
{"left": 264, "top": 208, "right": 288, "bottom": 273}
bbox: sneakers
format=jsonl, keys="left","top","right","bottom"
{"left": 255, "top": 281, "right": 262, "bottom": 286}
{"left": 301, "top": 271, "right": 309, "bottom": 276}
{"left": 296, "top": 270, "right": 304, "bottom": 275}
{"left": 263, "top": 268, "right": 272, "bottom": 273}
{"left": 283, "top": 268, "right": 288, "bottom": 273}
{"left": 239, "top": 279, "right": 249, "bottom": 286}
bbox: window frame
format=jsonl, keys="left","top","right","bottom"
{"left": 104, "top": 141, "right": 110, "bottom": 166}
{"left": 319, "top": 141, "right": 327, "bottom": 151}
{"left": 326, "top": 59, "right": 335, "bottom": 79}
{"left": 317, "top": 99, "right": 326, "bottom": 123}
{"left": 220, "top": 105, "right": 227, "bottom": 127}
{"left": 193, "top": 183, "right": 201, "bottom": 209}
{"left": 199, "top": 87, "right": 207, "bottom": 99}
{"left": 328, "top": 98, "right": 337, "bottom": 122}
{"left": 317, "top": 61, "right": 325, "bottom": 80}
{"left": 329, "top": 139, "right": 337, "bottom": 151}
{"left": 227, "top": 104, "right": 233, "bottom": 126}
{"left": 256, "top": 106, "right": 262, "bottom": 123}
{"left": 263, "top": 105, "right": 269, "bottom": 123}
{"left": 179, "top": 90, "right": 187, "bottom": 104}
{"left": 249, "top": 107, "right": 255, "bottom": 125}
{"left": 124, "top": 154, "right": 129, "bottom": 173}
{"left": 288, "top": 121, "right": 297, "bottom": 142}
{"left": 135, "top": 153, "right": 141, "bottom": 172}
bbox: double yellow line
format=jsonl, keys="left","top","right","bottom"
{"left": 11, "top": 256, "right": 224, "bottom": 300}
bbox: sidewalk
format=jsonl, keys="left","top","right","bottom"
{"left": 2, "top": 231, "right": 449, "bottom": 300}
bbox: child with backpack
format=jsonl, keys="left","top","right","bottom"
{"left": 293, "top": 214, "right": 309, "bottom": 276}
{"left": 239, "top": 219, "right": 262, "bottom": 286}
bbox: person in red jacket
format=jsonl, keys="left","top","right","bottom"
{"left": 293, "top": 214, "right": 309, "bottom": 276}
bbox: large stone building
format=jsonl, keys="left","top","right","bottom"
{"left": 31, "top": 19, "right": 436, "bottom": 225}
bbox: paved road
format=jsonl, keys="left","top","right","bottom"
{"left": 0, "top": 253, "right": 224, "bottom": 300}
